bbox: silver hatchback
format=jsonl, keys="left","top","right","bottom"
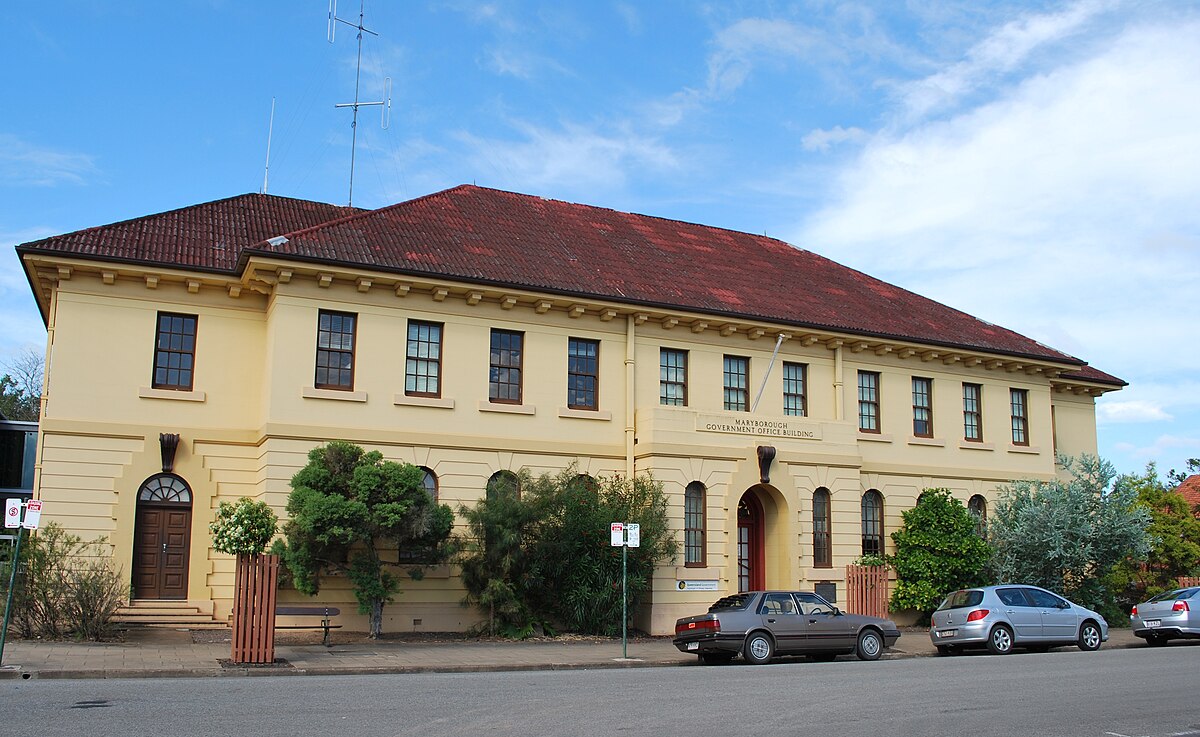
{"left": 930, "top": 585, "right": 1108, "bottom": 655}
{"left": 1131, "top": 587, "right": 1200, "bottom": 645}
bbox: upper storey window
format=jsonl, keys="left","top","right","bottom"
{"left": 567, "top": 338, "right": 599, "bottom": 410}
{"left": 660, "top": 349, "right": 688, "bottom": 406}
{"left": 858, "top": 371, "right": 880, "bottom": 433}
{"left": 405, "top": 320, "right": 443, "bottom": 397}
{"left": 153, "top": 312, "right": 197, "bottom": 390}
{"left": 912, "top": 377, "right": 933, "bottom": 437}
{"left": 1010, "top": 388, "right": 1030, "bottom": 445}
{"left": 723, "top": 355, "right": 749, "bottom": 412}
{"left": 315, "top": 310, "right": 356, "bottom": 390}
{"left": 489, "top": 329, "right": 524, "bottom": 404}
{"left": 783, "top": 362, "right": 807, "bottom": 417}
{"left": 963, "top": 383, "right": 983, "bottom": 441}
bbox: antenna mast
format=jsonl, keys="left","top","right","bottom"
{"left": 261, "top": 97, "right": 275, "bottom": 194}
{"left": 328, "top": 0, "right": 392, "bottom": 207}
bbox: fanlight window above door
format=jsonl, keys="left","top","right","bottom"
{"left": 137, "top": 474, "right": 192, "bottom": 503}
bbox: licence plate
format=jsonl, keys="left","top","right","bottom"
{"left": 1146, "top": 620, "right": 1161, "bottom": 628}
{"left": 938, "top": 629, "right": 957, "bottom": 638}
{"left": 686, "top": 642, "right": 699, "bottom": 651}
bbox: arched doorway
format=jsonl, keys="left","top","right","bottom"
{"left": 131, "top": 473, "right": 193, "bottom": 600}
{"left": 737, "top": 492, "right": 765, "bottom": 592}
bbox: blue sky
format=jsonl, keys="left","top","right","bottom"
{"left": 2, "top": 1, "right": 1197, "bottom": 479}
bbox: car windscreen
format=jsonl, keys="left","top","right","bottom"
{"left": 937, "top": 590, "right": 984, "bottom": 610}
{"left": 708, "top": 594, "right": 754, "bottom": 612}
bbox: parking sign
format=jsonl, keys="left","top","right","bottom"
{"left": 4, "top": 499, "right": 19, "bottom": 528}
{"left": 22, "top": 500, "right": 42, "bottom": 530}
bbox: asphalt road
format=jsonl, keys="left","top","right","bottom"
{"left": 3, "top": 644, "right": 1198, "bottom": 737}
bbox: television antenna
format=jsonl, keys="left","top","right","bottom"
{"left": 328, "top": 0, "right": 391, "bottom": 206}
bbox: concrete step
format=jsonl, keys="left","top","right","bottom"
{"left": 115, "top": 601, "right": 226, "bottom": 630}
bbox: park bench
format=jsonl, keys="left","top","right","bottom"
{"left": 275, "top": 605, "right": 342, "bottom": 646}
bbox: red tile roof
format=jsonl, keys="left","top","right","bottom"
{"left": 19, "top": 185, "right": 1121, "bottom": 375}
{"left": 18, "top": 193, "right": 360, "bottom": 273}
{"left": 251, "top": 185, "right": 1088, "bottom": 364}
{"left": 1178, "top": 475, "right": 1200, "bottom": 515}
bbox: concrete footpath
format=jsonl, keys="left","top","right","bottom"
{"left": 0, "top": 627, "right": 1146, "bottom": 680}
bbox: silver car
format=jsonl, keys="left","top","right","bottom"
{"left": 1131, "top": 586, "right": 1200, "bottom": 645}
{"left": 930, "top": 585, "right": 1108, "bottom": 655}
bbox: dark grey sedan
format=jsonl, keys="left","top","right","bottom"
{"left": 673, "top": 590, "right": 901, "bottom": 665}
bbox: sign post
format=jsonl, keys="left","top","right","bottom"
{"left": 2, "top": 498, "right": 41, "bottom": 667}
{"left": 610, "top": 521, "right": 640, "bottom": 659}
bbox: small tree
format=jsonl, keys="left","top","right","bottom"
{"left": 525, "top": 470, "right": 677, "bottom": 636}
{"left": 456, "top": 470, "right": 541, "bottom": 637}
{"left": 1108, "top": 464, "right": 1200, "bottom": 614}
{"left": 988, "top": 454, "right": 1151, "bottom": 614}
{"left": 275, "top": 441, "right": 454, "bottom": 638}
{"left": 0, "top": 348, "right": 44, "bottom": 421}
{"left": 889, "top": 489, "right": 992, "bottom": 619}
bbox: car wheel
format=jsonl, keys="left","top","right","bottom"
{"left": 986, "top": 624, "right": 1014, "bottom": 655}
{"left": 743, "top": 632, "right": 774, "bottom": 665}
{"left": 856, "top": 629, "right": 884, "bottom": 661}
{"left": 1077, "top": 621, "right": 1102, "bottom": 651}
{"left": 699, "top": 652, "right": 733, "bottom": 665}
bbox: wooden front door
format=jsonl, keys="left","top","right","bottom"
{"left": 737, "top": 493, "right": 765, "bottom": 592}
{"left": 133, "top": 504, "right": 191, "bottom": 599}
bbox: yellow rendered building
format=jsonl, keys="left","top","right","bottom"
{"left": 16, "top": 185, "right": 1123, "bottom": 634}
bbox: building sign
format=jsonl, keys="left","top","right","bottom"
{"left": 677, "top": 580, "right": 719, "bottom": 591}
{"left": 696, "top": 413, "right": 821, "bottom": 440}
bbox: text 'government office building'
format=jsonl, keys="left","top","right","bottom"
{"left": 16, "top": 185, "right": 1124, "bottom": 634}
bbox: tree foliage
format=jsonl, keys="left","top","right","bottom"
{"left": 1108, "top": 464, "right": 1200, "bottom": 614}
{"left": 0, "top": 348, "right": 44, "bottom": 421}
{"left": 455, "top": 468, "right": 677, "bottom": 638}
{"left": 455, "top": 470, "right": 541, "bottom": 638}
{"left": 209, "top": 497, "right": 278, "bottom": 556}
{"left": 274, "top": 441, "right": 454, "bottom": 638}
{"left": 988, "top": 454, "right": 1151, "bottom": 613}
{"left": 1167, "top": 458, "right": 1200, "bottom": 489}
{"left": 525, "top": 470, "right": 676, "bottom": 636}
{"left": 888, "top": 489, "right": 992, "bottom": 618}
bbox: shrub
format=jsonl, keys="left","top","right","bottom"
{"left": 888, "top": 489, "right": 992, "bottom": 620}
{"left": 209, "top": 497, "right": 278, "bottom": 556}
{"left": 5, "top": 522, "right": 125, "bottom": 641}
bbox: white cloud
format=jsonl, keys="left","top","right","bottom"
{"left": 456, "top": 120, "right": 678, "bottom": 194}
{"left": 1097, "top": 401, "right": 1172, "bottom": 424}
{"left": 796, "top": 17, "right": 1200, "bottom": 381}
{"left": 802, "top": 126, "right": 868, "bottom": 152}
{"left": 896, "top": 0, "right": 1110, "bottom": 123}
{"left": 0, "top": 134, "right": 97, "bottom": 187}
{"left": 705, "top": 18, "right": 839, "bottom": 98}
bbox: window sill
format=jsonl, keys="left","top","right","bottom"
{"left": 857, "top": 433, "right": 894, "bottom": 444}
{"left": 907, "top": 436, "right": 945, "bottom": 447}
{"left": 139, "top": 387, "right": 206, "bottom": 403}
{"left": 558, "top": 407, "right": 612, "bottom": 421}
{"left": 676, "top": 566, "right": 718, "bottom": 578}
{"left": 302, "top": 387, "right": 367, "bottom": 402}
{"left": 478, "top": 400, "right": 535, "bottom": 415}
{"left": 959, "top": 441, "right": 995, "bottom": 451}
{"left": 394, "top": 394, "right": 455, "bottom": 409}
{"left": 1007, "top": 445, "right": 1041, "bottom": 455}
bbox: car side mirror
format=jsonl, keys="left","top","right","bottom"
{"left": 833, "top": 607, "right": 843, "bottom": 616}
